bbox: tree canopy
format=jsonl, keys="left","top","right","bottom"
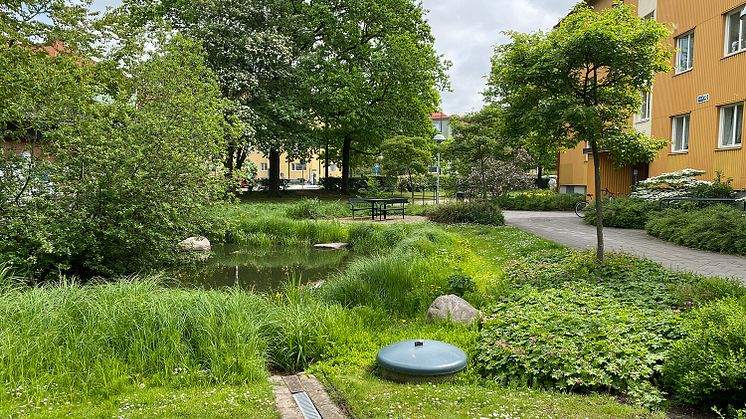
{"left": 1, "top": 3, "right": 229, "bottom": 278}
{"left": 304, "top": 0, "right": 448, "bottom": 193}
{"left": 486, "top": 1, "right": 671, "bottom": 261}
{"left": 380, "top": 135, "right": 433, "bottom": 201}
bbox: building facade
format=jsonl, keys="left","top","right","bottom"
{"left": 558, "top": 0, "right": 746, "bottom": 195}
{"left": 246, "top": 152, "right": 338, "bottom": 184}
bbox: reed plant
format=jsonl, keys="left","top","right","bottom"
{"left": 0, "top": 277, "right": 274, "bottom": 398}
{"left": 320, "top": 254, "right": 447, "bottom": 316}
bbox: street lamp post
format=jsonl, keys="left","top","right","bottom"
{"left": 433, "top": 134, "right": 445, "bottom": 204}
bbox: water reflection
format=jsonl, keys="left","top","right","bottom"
{"left": 173, "top": 244, "right": 349, "bottom": 291}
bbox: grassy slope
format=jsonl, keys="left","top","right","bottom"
{"left": 311, "top": 224, "right": 657, "bottom": 418}
{"left": 0, "top": 201, "right": 671, "bottom": 417}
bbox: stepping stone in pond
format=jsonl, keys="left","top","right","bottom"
{"left": 313, "top": 243, "right": 349, "bottom": 250}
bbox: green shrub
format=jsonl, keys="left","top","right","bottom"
{"left": 663, "top": 298, "right": 746, "bottom": 409}
{"left": 583, "top": 198, "right": 659, "bottom": 229}
{"left": 446, "top": 274, "right": 476, "bottom": 297}
{"left": 504, "top": 250, "right": 699, "bottom": 308}
{"left": 0, "top": 37, "right": 226, "bottom": 280}
{"left": 476, "top": 285, "right": 681, "bottom": 407}
{"left": 688, "top": 173, "right": 735, "bottom": 199}
{"left": 425, "top": 201, "right": 504, "bottom": 225}
{"left": 497, "top": 191, "right": 583, "bottom": 211}
{"left": 669, "top": 277, "right": 746, "bottom": 309}
{"left": 285, "top": 198, "right": 348, "bottom": 220}
{"left": 645, "top": 206, "right": 746, "bottom": 255}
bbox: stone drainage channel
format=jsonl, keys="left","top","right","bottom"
{"left": 270, "top": 374, "right": 345, "bottom": 419}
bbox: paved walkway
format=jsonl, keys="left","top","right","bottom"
{"left": 503, "top": 210, "right": 746, "bottom": 282}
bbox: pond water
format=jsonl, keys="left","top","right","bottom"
{"left": 173, "top": 244, "right": 350, "bottom": 291}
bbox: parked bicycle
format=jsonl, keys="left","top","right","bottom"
{"left": 574, "top": 188, "right": 619, "bottom": 217}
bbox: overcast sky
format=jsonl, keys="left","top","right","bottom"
{"left": 422, "top": 0, "right": 578, "bottom": 116}
{"left": 91, "top": 0, "right": 579, "bottom": 116}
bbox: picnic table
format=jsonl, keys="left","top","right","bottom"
{"left": 348, "top": 198, "right": 409, "bottom": 221}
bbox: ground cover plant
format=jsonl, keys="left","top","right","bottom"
{"left": 645, "top": 205, "right": 746, "bottom": 255}
{"left": 497, "top": 190, "right": 583, "bottom": 211}
{"left": 477, "top": 285, "right": 681, "bottom": 406}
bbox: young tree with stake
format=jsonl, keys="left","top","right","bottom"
{"left": 486, "top": 1, "right": 670, "bottom": 262}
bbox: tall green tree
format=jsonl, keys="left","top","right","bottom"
{"left": 380, "top": 135, "right": 433, "bottom": 202}
{"left": 305, "top": 0, "right": 448, "bottom": 194}
{"left": 121, "top": 0, "right": 312, "bottom": 194}
{"left": 1, "top": 2, "right": 228, "bottom": 277}
{"left": 486, "top": 1, "right": 670, "bottom": 262}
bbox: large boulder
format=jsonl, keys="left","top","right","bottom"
{"left": 179, "top": 236, "right": 211, "bottom": 252}
{"left": 426, "top": 295, "right": 479, "bottom": 324}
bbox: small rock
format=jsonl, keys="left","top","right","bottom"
{"left": 313, "top": 242, "right": 349, "bottom": 250}
{"left": 179, "top": 236, "right": 211, "bottom": 252}
{"left": 427, "top": 294, "right": 480, "bottom": 324}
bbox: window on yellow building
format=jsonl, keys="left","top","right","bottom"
{"left": 725, "top": 8, "right": 745, "bottom": 55}
{"left": 260, "top": 162, "right": 268, "bottom": 171}
{"left": 675, "top": 31, "right": 694, "bottom": 73}
{"left": 719, "top": 103, "right": 743, "bottom": 148}
{"left": 291, "top": 162, "right": 306, "bottom": 171}
{"left": 671, "top": 114, "right": 690, "bottom": 152}
{"left": 636, "top": 90, "right": 651, "bottom": 122}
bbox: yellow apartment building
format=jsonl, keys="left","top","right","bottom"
{"left": 558, "top": 0, "right": 746, "bottom": 196}
{"left": 245, "top": 112, "right": 449, "bottom": 183}
{"left": 245, "top": 152, "right": 339, "bottom": 184}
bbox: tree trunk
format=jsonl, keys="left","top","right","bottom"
{"left": 268, "top": 149, "right": 281, "bottom": 195}
{"left": 590, "top": 141, "right": 604, "bottom": 263}
{"left": 537, "top": 166, "right": 544, "bottom": 188}
{"left": 324, "top": 142, "right": 329, "bottom": 179}
{"left": 235, "top": 146, "right": 248, "bottom": 171}
{"left": 224, "top": 144, "right": 235, "bottom": 178}
{"left": 408, "top": 169, "right": 414, "bottom": 203}
{"left": 341, "top": 135, "right": 351, "bottom": 195}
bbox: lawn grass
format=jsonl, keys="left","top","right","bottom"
{"left": 0, "top": 383, "right": 277, "bottom": 418}
{"left": 320, "top": 373, "right": 663, "bottom": 419}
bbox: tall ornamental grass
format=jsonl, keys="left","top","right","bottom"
{"left": 0, "top": 277, "right": 352, "bottom": 398}
{"left": 217, "top": 215, "right": 348, "bottom": 246}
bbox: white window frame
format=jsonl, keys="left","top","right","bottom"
{"left": 260, "top": 162, "right": 268, "bottom": 171}
{"left": 725, "top": 8, "right": 746, "bottom": 55}
{"left": 671, "top": 114, "right": 690, "bottom": 152}
{"left": 636, "top": 90, "right": 652, "bottom": 122}
{"left": 718, "top": 103, "right": 744, "bottom": 148}
{"left": 675, "top": 31, "right": 694, "bottom": 73}
{"left": 291, "top": 162, "right": 307, "bottom": 171}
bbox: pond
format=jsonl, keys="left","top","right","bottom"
{"left": 173, "top": 244, "right": 350, "bottom": 291}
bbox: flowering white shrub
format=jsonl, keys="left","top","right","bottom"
{"left": 631, "top": 169, "right": 710, "bottom": 200}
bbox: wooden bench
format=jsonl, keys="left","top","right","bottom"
{"left": 378, "top": 198, "right": 408, "bottom": 220}
{"left": 348, "top": 198, "right": 373, "bottom": 219}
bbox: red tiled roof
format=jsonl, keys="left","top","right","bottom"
{"left": 430, "top": 112, "right": 449, "bottom": 119}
